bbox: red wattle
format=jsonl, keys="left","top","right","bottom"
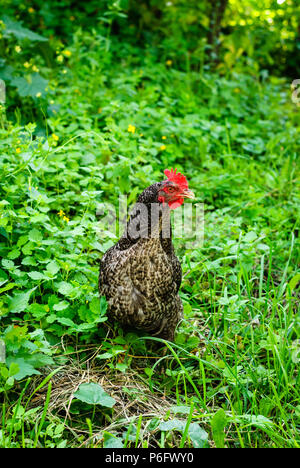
{"left": 168, "top": 198, "right": 184, "bottom": 209}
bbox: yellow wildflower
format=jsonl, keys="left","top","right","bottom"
{"left": 63, "top": 215, "right": 70, "bottom": 223}
{"left": 57, "top": 54, "right": 64, "bottom": 63}
{"left": 16, "top": 147, "right": 21, "bottom": 154}
{"left": 24, "top": 62, "right": 31, "bottom": 68}
{"left": 128, "top": 124, "right": 136, "bottom": 134}
{"left": 166, "top": 59, "right": 172, "bottom": 66}
{"left": 52, "top": 133, "right": 59, "bottom": 141}
{"left": 160, "top": 144, "right": 167, "bottom": 151}
{"left": 58, "top": 210, "right": 65, "bottom": 217}
{"left": 28, "top": 7, "right": 35, "bottom": 13}
{"left": 32, "top": 65, "right": 39, "bottom": 72}
{"left": 162, "top": 135, "right": 167, "bottom": 140}
{"left": 15, "top": 45, "right": 21, "bottom": 53}
{"left": 63, "top": 50, "right": 72, "bottom": 57}
{"left": 36, "top": 92, "right": 42, "bottom": 98}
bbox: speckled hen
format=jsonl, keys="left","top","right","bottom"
{"left": 99, "top": 169, "right": 195, "bottom": 341}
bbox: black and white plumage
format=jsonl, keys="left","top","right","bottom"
{"left": 99, "top": 169, "right": 194, "bottom": 341}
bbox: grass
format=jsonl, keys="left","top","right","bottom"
{"left": 0, "top": 16, "right": 299, "bottom": 448}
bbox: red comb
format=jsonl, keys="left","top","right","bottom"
{"left": 164, "top": 168, "right": 188, "bottom": 189}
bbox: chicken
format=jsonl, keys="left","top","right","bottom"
{"left": 98, "top": 168, "right": 195, "bottom": 341}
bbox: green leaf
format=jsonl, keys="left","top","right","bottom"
{"left": 0, "top": 227, "right": 9, "bottom": 239}
{"left": 159, "top": 419, "right": 185, "bottom": 431}
{"left": 97, "top": 352, "right": 113, "bottom": 359}
{"left": 159, "top": 419, "right": 208, "bottom": 448}
{"left": 27, "top": 271, "right": 47, "bottom": 281}
{"left": 56, "top": 317, "right": 75, "bottom": 327}
{"left": 89, "top": 297, "right": 100, "bottom": 315}
{"left": 211, "top": 409, "right": 227, "bottom": 448}
{"left": 0, "top": 339, "right": 5, "bottom": 363}
{"left": 103, "top": 434, "right": 124, "bottom": 448}
{"left": 28, "top": 228, "right": 43, "bottom": 243}
{"left": 188, "top": 423, "right": 208, "bottom": 448}
{"left": 170, "top": 405, "right": 191, "bottom": 415}
{"left": 28, "top": 303, "right": 48, "bottom": 319}
{"left": 22, "top": 256, "right": 37, "bottom": 266}
{"left": 5, "top": 357, "right": 40, "bottom": 380}
{"left": 2, "top": 15, "right": 48, "bottom": 42}
{"left": 0, "top": 282, "right": 16, "bottom": 294}
{"left": 8, "top": 362, "right": 20, "bottom": 377}
{"left": 244, "top": 231, "right": 257, "bottom": 243}
{"left": 115, "top": 362, "right": 128, "bottom": 373}
{"left": 73, "top": 382, "right": 116, "bottom": 407}
{"left": 287, "top": 273, "right": 300, "bottom": 296}
{"left": 53, "top": 301, "right": 69, "bottom": 311}
{"left": 46, "top": 261, "right": 60, "bottom": 276}
{"left": 57, "top": 282, "right": 74, "bottom": 296}
{"left": 9, "top": 288, "right": 35, "bottom": 313}
{"left": 240, "top": 414, "right": 273, "bottom": 429}
{"left": 10, "top": 73, "right": 49, "bottom": 98}
{"left": 2, "top": 259, "right": 14, "bottom": 270}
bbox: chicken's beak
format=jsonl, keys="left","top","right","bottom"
{"left": 181, "top": 189, "right": 195, "bottom": 200}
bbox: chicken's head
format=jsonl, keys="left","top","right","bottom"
{"left": 158, "top": 168, "right": 195, "bottom": 209}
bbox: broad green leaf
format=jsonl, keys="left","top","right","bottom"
{"left": 73, "top": 382, "right": 116, "bottom": 407}
{"left": 188, "top": 423, "right": 208, "bottom": 448}
{"left": 159, "top": 419, "right": 208, "bottom": 448}
{"left": 103, "top": 434, "right": 124, "bottom": 448}
{"left": 0, "top": 282, "right": 16, "bottom": 294}
{"left": 159, "top": 419, "right": 185, "bottom": 431}
{"left": 5, "top": 357, "right": 40, "bottom": 380}
{"left": 57, "top": 282, "right": 74, "bottom": 296}
{"left": 211, "top": 408, "right": 227, "bottom": 448}
{"left": 10, "top": 74, "right": 49, "bottom": 98}
{"left": 2, "top": 15, "right": 48, "bottom": 42}
{"left": 115, "top": 362, "right": 128, "bottom": 373}
{"left": 240, "top": 414, "right": 273, "bottom": 429}
{"left": 89, "top": 297, "right": 101, "bottom": 315}
{"left": 46, "top": 261, "right": 60, "bottom": 276}
{"left": 9, "top": 288, "right": 35, "bottom": 313}
{"left": 53, "top": 301, "right": 69, "bottom": 311}
{"left": 287, "top": 273, "right": 300, "bottom": 296}
{"left": 28, "top": 228, "right": 43, "bottom": 243}
{"left": 22, "top": 257, "right": 37, "bottom": 267}
{"left": 170, "top": 405, "right": 191, "bottom": 415}
{"left": 0, "top": 227, "right": 9, "bottom": 239}
{"left": 97, "top": 352, "right": 113, "bottom": 359}
{"left": 56, "top": 317, "right": 75, "bottom": 327}
{"left": 2, "top": 259, "right": 14, "bottom": 270}
{"left": 244, "top": 231, "right": 257, "bottom": 243}
{"left": 28, "top": 271, "right": 47, "bottom": 281}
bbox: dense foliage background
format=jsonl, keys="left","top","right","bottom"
{"left": 0, "top": 0, "right": 299, "bottom": 448}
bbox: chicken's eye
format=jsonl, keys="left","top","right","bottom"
{"left": 167, "top": 186, "right": 176, "bottom": 193}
